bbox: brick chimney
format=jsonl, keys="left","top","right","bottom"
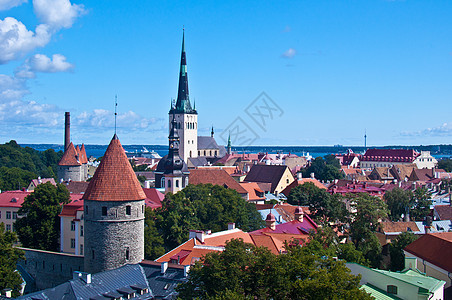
{"left": 64, "top": 112, "right": 70, "bottom": 151}
{"left": 295, "top": 206, "right": 304, "bottom": 222}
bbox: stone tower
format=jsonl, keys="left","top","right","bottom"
{"left": 169, "top": 30, "right": 198, "bottom": 162}
{"left": 83, "top": 134, "right": 145, "bottom": 274}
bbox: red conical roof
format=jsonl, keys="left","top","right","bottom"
{"left": 58, "top": 142, "right": 82, "bottom": 166}
{"left": 80, "top": 144, "right": 88, "bottom": 164}
{"left": 83, "top": 134, "right": 145, "bottom": 201}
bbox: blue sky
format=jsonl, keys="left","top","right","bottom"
{"left": 1, "top": 0, "right": 451, "bottom": 146}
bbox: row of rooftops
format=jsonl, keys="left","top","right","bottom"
{"left": 58, "top": 142, "right": 88, "bottom": 166}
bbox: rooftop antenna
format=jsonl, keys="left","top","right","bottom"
{"left": 114, "top": 95, "right": 118, "bottom": 134}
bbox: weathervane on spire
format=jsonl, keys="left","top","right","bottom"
{"left": 114, "top": 95, "right": 118, "bottom": 134}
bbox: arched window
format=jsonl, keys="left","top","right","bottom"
{"left": 161, "top": 177, "right": 165, "bottom": 188}
{"left": 204, "top": 150, "right": 206, "bottom": 156}
{"left": 198, "top": 151, "right": 200, "bottom": 156}
{"left": 176, "top": 180, "right": 179, "bottom": 188}
{"left": 190, "top": 151, "right": 192, "bottom": 157}
{"left": 210, "top": 150, "right": 212, "bottom": 156}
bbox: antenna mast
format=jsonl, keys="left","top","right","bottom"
{"left": 114, "top": 95, "right": 118, "bottom": 134}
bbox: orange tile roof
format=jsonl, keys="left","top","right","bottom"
{"left": 79, "top": 144, "right": 88, "bottom": 164}
{"left": 240, "top": 182, "right": 265, "bottom": 201}
{"left": 83, "top": 134, "right": 145, "bottom": 201}
{"left": 189, "top": 169, "right": 248, "bottom": 194}
{"left": 380, "top": 221, "right": 420, "bottom": 233}
{"left": 156, "top": 228, "right": 253, "bottom": 265}
{"left": 58, "top": 142, "right": 82, "bottom": 166}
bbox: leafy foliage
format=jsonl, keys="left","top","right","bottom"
{"left": 349, "top": 193, "right": 388, "bottom": 268}
{"left": 176, "top": 238, "right": 372, "bottom": 300}
{"left": 287, "top": 182, "right": 348, "bottom": 223}
{"left": 410, "top": 187, "right": 432, "bottom": 221}
{"left": 301, "top": 155, "right": 343, "bottom": 181}
{"left": 389, "top": 232, "right": 418, "bottom": 271}
{"left": 0, "top": 225, "right": 24, "bottom": 298}
{"left": 437, "top": 158, "right": 452, "bottom": 172}
{"left": 0, "top": 141, "right": 63, "bottom": 191}
{"left": 144, "top": 207, "right": 165, "bottom": 260}
{"left": 15, "top": 182, "right": 70, "bottom": 251}
{"left": 144, "top": 184, "right": 264, "bottom": 258}
{"left": 384, "top": 187, "right": 412, "bottom": 221}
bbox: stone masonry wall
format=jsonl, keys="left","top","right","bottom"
{"left": 17, "top": 247, "right": 84, "bottom": 291}
{"left": 84, "top": 199, "right": 145, "bottom": 274}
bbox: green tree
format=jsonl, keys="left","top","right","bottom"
{"left": 150, "top": 184, "right": 264, "bottom": 254}
{"left": 389, "top": 232, "right": 418, "bottom": 271}
{"left": 144, "top": 207, "right": 165, "bottom": 260}
{"left": 0, "top": 224, "right": 24, "bottom": 297}
{"left": 15, "top": 182, "right": 70, "bottom": 251}
{"left": 384, "top": 187, "right": 412, "bottom": 221}
{"left": 177, "top": 238, "right": 372, "bottom": 300}
{"left": 349, "top": 193, "right": 388, "bottom": 268}
{"left": 437, "top": 158, "right": 452, "bottom": 172}
{"left": 410, "top": 187, "right": 432, "bottom": 221}
{"left": 287, "top": 182, "right": 348, "bottom": 223}
{"left": 0, "top": 167, "right": 37, "bottom": 191}
{"left": 302, "top": 155, "right": 343, "bottom": 182}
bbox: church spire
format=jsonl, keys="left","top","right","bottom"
{"left": 172, "top": 30, "right": 196, "bottom": 114}
{"left": 165, "top": 113, "right": 183, "bottom": 174}
{"left": 227, "top": 132, "right": 232, "bottom": 155}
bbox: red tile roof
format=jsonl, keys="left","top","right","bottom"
{"left": 379, "top": 221, "right": 421, "bottom": 234}
{"left": 63, "top": 181, "right": 89, "bottom": 194}
{"left": 250, "top": 218, "right": 317, "bottom": 235}
{"left": 361, "top": 148, "right": 418, "bottom": 163}
{"left": 58, "top": 142, "right": 82, "bottom": 166}
{"left": 404, "top": 232, "right": 452, "bottom": 272}
{"left": 29, "top": 178, "right": 56, "bottom": 188}
{"left": 189, "top": 169, "right": 248, "bottom": 194}
{"left": 281, "top": 179, "right": 326, "bottom": 196}
{"left": 143, "top": 188, "right": 164, "bottom": 209}
{"left": 0, "top": 190, "right": 30, "bottom": 208}
{"left": 79, "top": 144, "right": 88, "bottom": 164}
{"left": 59, "top": 197, "right": 84, "bottom": 217}
{"left": 83, "top": 135, "right": 146, "bottom": 201}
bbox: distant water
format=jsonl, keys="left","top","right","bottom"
{"left": 20, "top": 144, "right": 452, "bottom": 160}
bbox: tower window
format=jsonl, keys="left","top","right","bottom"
{"left": 176, "top": 180, "right": 179, "bottom": 188}
{"left": 204, "top": 151, "right": 206, "bottom": 156}
{"left": 80, "top": 225, "right": 84, "bottom": 237}
{"left": 142, "top": 205, "right": 144, "bottom": 213}
{"left": 161, "top": 177, "right": 165, "bottom": 188}
{"left": 80, "top": 244, "right": 84, "bottom": 255}
{"left": 190, "top": 151, "right": 192, "bottom": 157}
{"left": 126, "top": 247, "right": 130, "bottom": 260}
{"left": 71, "top": 221, "right": 76, "bottom": 231}
{"left": 126, "top": 205, "right": 131, "bottom": 215}
{"left": 92, "top": 250, "right": 95, "bottom": 259}
{"left": 102, "top": 206, "right": 107, "bottom": 216}
{"left": 86, "top": 206, "right": 89, "bottom": 215}
{"left": 168, "top": 180, "right": 171, "bottom": 188}
{"left": 71, "top": 239, "right": 75, "bottom": 249}
{"left": 198, "top": 151, "right": 200, "bottom": 156}
{"left": 387, "top": 285, "right": 397, "bottom": 295}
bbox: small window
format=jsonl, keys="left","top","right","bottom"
{"left": 80, "top": 225, "right": 84, "bottom": 237}
{"left": 102, "top": 206, "right": 107, "bottom": 216}
{"left": 12, "top": 212, "right": 17, "bottom": 219}
{"left": 142, "top": 205, "right": 144, "bottom": 213}
{"left": 71, "top": 238, "right": 76, "bottom": 249}
{"left": 387, "top": 285, "right": 397, "bottom": 295}
{"left": 71, "top": 221, "right": 76, "bottom": 231}
{"left": 6, "top": 211, "right": 11, "bottom": 219}
{"left": 126, "top": 247, "right": 130, "bottom": 260}
{"left": 6, "top": 224, "right": 11, "bottom": 231}
{"left": 198, "top": 151, "right": 200, "bottom": 156}
{"left": 168, "top": 180, "right": 171, "bottom": 188}
{"left": 80, "top": 244, "right": 84, "bottom": 255}
{"left": 176, "top": 180, "right": 179, "bottom": 188}
{"left": 92, "top": 250, "right": 95, "bottom": 259}
{"left": 126, "top": 206, "right": 131, "bottom": 215}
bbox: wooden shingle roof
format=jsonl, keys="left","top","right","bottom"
{"left": 83, "top": 134, "right": 145, "bottom": 201}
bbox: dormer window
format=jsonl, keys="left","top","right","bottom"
{"left": 387, "top": 285, "right": 397, "bottom": 295}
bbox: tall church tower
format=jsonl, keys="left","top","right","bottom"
{"left": 83, "top": 134, "right": 145, "bottom": 274}
{"left": 163, "top": 114, "right": 186, "bottom": 194}
{"left": 169, "top": 31, "right": 198, "bottom": 162}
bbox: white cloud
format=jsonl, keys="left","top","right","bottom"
{"left": 281, "top": 48, "right": 296, "bottom": 59}
{"left": 0, "top": 0, "right": 27, "bottom": 10}
{"left": 33, "top": 0, "right": 85, "bottom": 30}
{"left": 0, "top": 17, "right": 51, "bottom": 63}
{"left": 401, "top": 123, "right": 452, "bottom": 137}
{"left": 15, "top": 54, "right": 74, "bottom": 77}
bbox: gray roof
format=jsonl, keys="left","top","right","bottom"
{"left": 18, "top": 263, "right": 187, "bottom": 300}
{"left": 197, "top": 136, "right": 219, "bottom": 150}
{"left": 187, "top": 156, "right": 208, "bottom": 168}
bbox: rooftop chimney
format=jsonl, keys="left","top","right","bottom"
{"left": 64, "top": 112, "right": 70, "bottom": 151}
{"left": 228, "top": 222, "right": 235, "bottom": 230}
{"left": 295, "top": 206, "right": 304, "bottom": 222}
{"left": 2, "top": 288, "right": 12, "bottom": 298}
{"left": 266, "top": 213, "right": 276, "bottom": 230}
{"left": 73, "top": 271, "right": 91, "bottom": 284}
{"left": 183, "top": 265, "right": 190, "bottom": 277}
{"left": 161, "top": 261, "right": 168, "bottom": 274}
